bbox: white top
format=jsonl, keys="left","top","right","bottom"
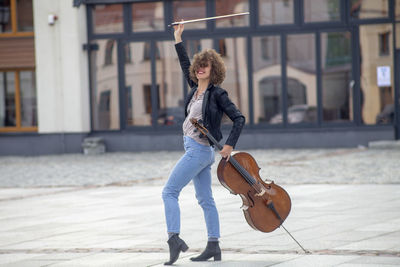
{"left": 182, "top": 91, "right": 210, "bottom": 146}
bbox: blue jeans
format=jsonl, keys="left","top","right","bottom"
{"left": 162, "top": 136, "right": 220, "bottom": 238}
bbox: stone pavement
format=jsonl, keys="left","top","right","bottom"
{"left": 1, "top": 147, "right": 399, "bottom": 187}
{"left": 0, "top": 147, "right": 399, "bottom": 266}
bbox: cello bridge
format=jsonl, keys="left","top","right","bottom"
{"left": 255, "top": 187, "right": 266, "bottom": 197}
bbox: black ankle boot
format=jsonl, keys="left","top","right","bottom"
{"left": 164, "top": 234, "right": 189, "bottom": 265}
{"left": 190, "top": 241, "right": 221, "bottom": 262}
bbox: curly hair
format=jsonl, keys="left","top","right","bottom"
{"left": 189, "top": 49, "right": 226, "bottom": 85}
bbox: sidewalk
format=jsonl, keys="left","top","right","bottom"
{"left": 0, "top": 147, "right": 399, "bottom": 266}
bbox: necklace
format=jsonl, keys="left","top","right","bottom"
{"left": 196, "top": 89, "right": 205, "bottom": 99}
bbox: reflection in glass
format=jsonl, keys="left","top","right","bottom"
{"left": 259, "top": 0, "right": 294, "bottom": 25}
{"left": 20, "top": 71, "right": 37, "bottom": 126}
{"left": 359, "top": 24, "right": 394, "bottom": 125}
{"left": 215, "top": 0, "right": 249, "bottom": 28}
{"left": 379, "top": 32, "right": 390, "bottom": 56}
{"left": 321, "top": 32, "right": 352, "bottom": 122}
{"left": 132, "top": 2, "right": 164, "bottom": 32}
{"left": 252, "top": 36, "right": 281, "bottom": 124}
{"left": 396, "top": 0, "right": 400, "bottom": 21}
{"left": 90, "top": 40, "right": 120, "bottom": 130}
{"left": 16, "top": 0, "right": 33, "bottom": 32}
{"left": 0, "top": 0, "right": 12, "bottom": 33}
{"left": 104, "top": 40, "right": 115, "bottom": 65}
{"left": 217, "top": 38, "right": 249, "bottom": 124}
{"left": 92, "top": 5, "right": 123, "bottom": 34}
{"left": 0, "top": 72, "right": 16, "bottom": 127}
{"left": 350, "top": 0, "right": 389, "bottom": 19}
{"left": 184, "top": 39, "right": 213, "bottom": 59}
{"left": 173, "top": 0, "right": 206, "bottom": 30}
{"left": 156, "top": 41, "right": 184, "bottom": 126}
{"left": 304, "top": 0, "right": 340, "bottom": 23}
{"left": 125, "top": 42, "right": 152, "bottom": 126}
{"left": 286, "top": 34, "right": 317, "bottom": 124}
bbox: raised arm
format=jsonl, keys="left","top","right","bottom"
{"left": 174, "top": 23, "right": 197, "bottom": 88}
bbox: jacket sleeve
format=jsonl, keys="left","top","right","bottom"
{"left": 175, "top": 42, "right": 197, "bottom": 88}
{"left": 217, "top": 90, "right": 245, "bottom": 148}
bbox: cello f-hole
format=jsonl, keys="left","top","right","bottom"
{"left": 247, "top": 191, "right": 255, "bottom": 208}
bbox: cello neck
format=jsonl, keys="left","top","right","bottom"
{"left": 228, "top": 157, "right": 257, "bottom": 186}
{"left": 205, "top": 132, "right": 224, "bottom": 151}
{"left": 204, "top": 132, "right": 257, "bottom": 186}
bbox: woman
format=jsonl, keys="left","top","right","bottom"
{"left": 162, "top": 23, "right": 245, "bottom": 265}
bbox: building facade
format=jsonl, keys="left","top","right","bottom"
{"left": 1, "top": 0, "right": 400, "bottom": 155}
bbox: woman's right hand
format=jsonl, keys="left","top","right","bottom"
{"left": 173, "top": 20, "right": 184, "bottom": 44}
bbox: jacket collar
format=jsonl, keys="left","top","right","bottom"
{"left": 194, "top": 82, "right": 213, "bottom": 91}
{"left": 184, "top": 83, "right": 214, "bottom": 117}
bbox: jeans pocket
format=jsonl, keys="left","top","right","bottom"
{"left": 185, "top": 149, "right": 195, "bottom": 159}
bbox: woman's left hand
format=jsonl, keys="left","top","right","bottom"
{"left": 219, "top": 145, "right": 233, "bottom": 161}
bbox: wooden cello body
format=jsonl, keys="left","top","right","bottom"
{"left": 217, "top": 152, "right": 291, "bottom": 233}
{"left": 190, "top": 118, "right": 292, "bottom": 233}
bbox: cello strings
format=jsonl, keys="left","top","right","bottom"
{"left": 229, "top": 157, "right": 256, "bottom": 186}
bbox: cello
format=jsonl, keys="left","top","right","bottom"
{"left": 190, "top": 118, "right": 308, "bottom": 253}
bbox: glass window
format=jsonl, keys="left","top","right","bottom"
{"left": 396, "top": 23, "right": 400, "bottom": 49}
{"left": 92, "top": 4, "right": 123, "bottom": 34}
{"left": 0, "top": 0, "right": 34, "bottom": 34}
{"left": 350, "top": 0, "right": 389, "bottom": 19}
{"left": 379, "top": 32, "right": 390, "bottom": 56}
{"left": 359, "top": 24, "right": 394, "bottom": 125}
{"left": 259, "top": 0, "right": 294, "bottom": 26}
{"left": 304, "top": 0, "right": 340, "bottom": 23}
{"left": 143, "top": 42, "right": 160, "bottom": 60}
{"left": 216, "top": 37, "right": 249, "bottom": 124}
{"left": 104, "top": 40, "right": 115, "bottom": 66}
{"left": 90, "top": 39, "right": 120, "bottom": 130}
{"left": 321, "top": 32, "right": 352, "bottom": 122}
{"left": 16, "top": 0, "right": 33, "bottom": 32}
{"left": 0, "top": 0, "right": 12, "bottom": 33}
{"left": 183, "top": 39, "right": 213, "bottom": 58}
{"left": 20, "top": 70, "right": 36, "bottom": 126}
{"left": 156, "top": 41, "right": 184, "bottom": 126}
{"left": 252, "top": 35, "right": 281, "bottom": 124}
{"left": 132, "top": 2, "right": 164, "bottom": 32}
{"left": 173, "top": 0, "right": 206, "bottom": 30}
{"left": 215, "top": 0, "right": 249, "bottom": 28}
{"left": 125, "top": 42, "right": 152, "bottom": 126}
{"left": 286, "top": 34, "right": 317, "bottom": 124}
{"left": 0, "top": 72, "right": 16, "bottom": 127}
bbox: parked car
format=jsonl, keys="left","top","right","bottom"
{"left": 270, "top": 105, "right": 317, "bottom": 124}
{"left": 158, "top": 107, "right": 185, "bottom": 125}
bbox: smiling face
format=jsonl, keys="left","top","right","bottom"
{"left": 189, "top": 49, "right": 226, "bottom": 85}
{"left": 195, "top": 62, "right": 211, "bottom": 81}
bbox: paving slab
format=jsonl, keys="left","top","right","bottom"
{"left": 0, "top": 148, "right": 399, "bottom": 266}
{"left": 0, "top": 184, "right": 398, "bottom": 266}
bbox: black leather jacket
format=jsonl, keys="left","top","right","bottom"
{"left": 175, "top": 42, "right": 245, "bottom": 148}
